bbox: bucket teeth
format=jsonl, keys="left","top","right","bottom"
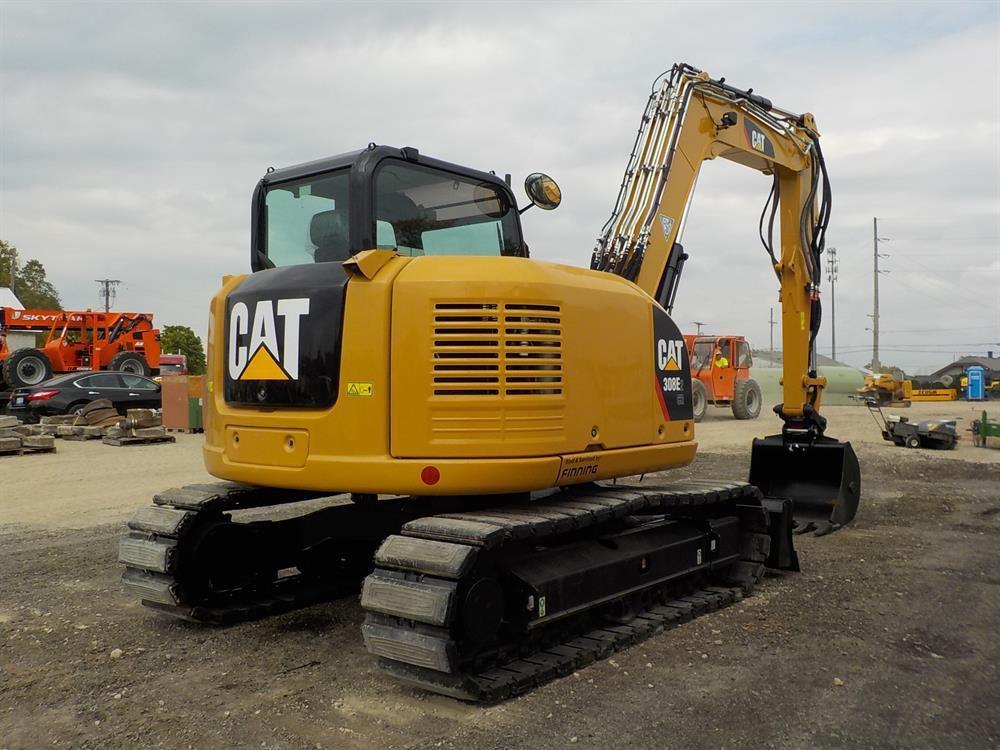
{"left": 118, "top": 535, "right": 177, "bottom": 574}
{"left": 127, "top": 506, "right": 195, "bottom": 537}
{"left": 373, "top": 535, "right": 477, "bottom": 579}
{"left": 121, "top": 569, "right": 181, "bottom": 606}
{"left": 361, "top": 572, "right": 457, "bottom": 626}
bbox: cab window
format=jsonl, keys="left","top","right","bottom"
{"left": 121, "top": 374, "right": 158, "bottom": 390}
{"left": 374, "top": 160, "right": 523, "bottom": 257}
{"left": 77, "top": 373, "right": 122, "bottom": 388}
{"left": 736, "top": 341, "right": 753, "bottom": 368}
{"left": 265, "top": 170, "right": 350, "bottom": 267}
{"left": 692, "top": 342, "right": 713, "bottom": 370}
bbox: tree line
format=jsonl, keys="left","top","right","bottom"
{"left": 0, "top": 239, "right": 62, "bottom": 309}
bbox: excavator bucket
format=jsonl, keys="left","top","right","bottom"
{"left": 749, "top": 435, "right": 861, "bottom": 535}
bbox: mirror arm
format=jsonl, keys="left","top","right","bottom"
{"left": 518, "top": 204, "right": 534, "bottom": 216}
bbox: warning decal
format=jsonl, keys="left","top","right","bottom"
{"left": 347, "top": 382, "right": 374, "bottom": 397}
{"left": 659, "top": 214, "right": 675, "bottom": 241}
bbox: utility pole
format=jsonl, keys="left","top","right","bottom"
{"left": 8, "top": 247, "right": 16, "bottom": 296}
{"left": 691, "top": 321, "right": 706, "bottom": 334}
{"left": 870, "top": 219, "right": 890, "bottom": 371}
{"left": 871, "top": 218, "right": 881, "bottom": 372}
{"left": 95, "top": 278, "right": 121, "bottom": 313}
{"left": 826, "top": 247, "right": 838, "bottom": 362}
{"left": 768, "top": 307, "right": 776, "bottom": 361}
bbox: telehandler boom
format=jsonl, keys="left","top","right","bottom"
{"left": 121, "top": 63, "right": 860, "bottom": 701}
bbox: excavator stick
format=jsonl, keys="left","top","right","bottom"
{"left": 749, "top": 435, "right": 861, "bottom": 536}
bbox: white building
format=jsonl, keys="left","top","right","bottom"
{"left": 0, "top": 286, "right": 42, "bottom": 352}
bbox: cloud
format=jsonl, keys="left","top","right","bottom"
{"left": 1, "top": 0, "right": 997, "bottom": 375}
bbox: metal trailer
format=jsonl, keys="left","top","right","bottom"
{"left": 863, "top": 398, "right": 959, "bottom": 450}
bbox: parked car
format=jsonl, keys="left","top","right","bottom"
{"left": 7, "top": 371, "right": 161, "bottom": 419}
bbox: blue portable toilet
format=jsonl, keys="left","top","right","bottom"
{"left": 967, "top": 366, "right": 985, "bottom": 400}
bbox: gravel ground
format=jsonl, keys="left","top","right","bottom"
{"left": 1, "top": 404, "right": 998, "bottom": 749}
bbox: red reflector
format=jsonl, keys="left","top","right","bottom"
{"left": 28, "top": 389, "right": 61, "bottom": 401}
{"left": 420, "top": 466, "right": 441, "bottom": 486}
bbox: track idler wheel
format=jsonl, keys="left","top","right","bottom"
{"left": 461, "top": 577, "right": 504, "bottom": 645}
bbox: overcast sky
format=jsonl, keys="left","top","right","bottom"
{"left": 1, "top": 1, "right": 998, "bottom": 374}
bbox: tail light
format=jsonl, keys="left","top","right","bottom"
{"left": 28, "top": 389, "right": 61, "bottom": 401}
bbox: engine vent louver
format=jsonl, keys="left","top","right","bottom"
{"left": 432, "top": 303, "right": 563, "bottom": 397}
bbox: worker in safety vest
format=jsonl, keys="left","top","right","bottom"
{"left": 714, "top": 347, "right": 729, "bottom": 368}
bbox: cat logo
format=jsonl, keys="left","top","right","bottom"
{"left": 744, "top": 120, "right": 775, "bottom": 157}
{"left": 657, "top": 338, "right": 684, "bottom": 371}
{"left": 228, "top": 298, "right": 310, "bottom": 381}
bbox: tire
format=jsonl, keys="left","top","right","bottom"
{"left": 2, "top": 348, "right": 53, "bottom": 388}
{"left": 905, "top": 435, "right": 921, "bottom": 449}
{"left": 109, "top": 351, "right": 151, "bottom": 377}
{"left": 732, "top": 378, "right": 762, "bottom": 420}
{"left": 691, "top": 379, "right": 707, "bottom": 422}
{"left": 66, "top": 401, "right": 89, "bottom": 417}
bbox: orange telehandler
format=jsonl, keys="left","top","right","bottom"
{"left": 0, "top": 307, "right": 160, "bottom": 388}
{"left": 685, "top": 334, "right": 762, "bottom": 421}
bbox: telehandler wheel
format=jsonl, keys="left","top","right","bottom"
{"left": 109, "top": 351, "right": 151, "bottom": 377}
{"left": 2, "top": 348, "right": 53, "bottom": 388}
{"left": 905, "top": 435, "right": 921, "bottom": 449}
{"left": 691, "top": 379, "right": 707, "bottom": 422}
{"left": 732, "top": 378, "right": 762, "bottom": 420}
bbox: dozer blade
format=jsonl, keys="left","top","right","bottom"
{"left": 748, "top": 435, "right": 860, "bottom": 535}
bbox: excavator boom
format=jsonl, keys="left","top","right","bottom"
{"left": 593, "top": 63, "right": 858, "bottom": 531}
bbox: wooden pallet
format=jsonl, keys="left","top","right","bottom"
{"left": 24, "top": 444, "right": 57, "bottom": 454}
{"left": 103, "top": 435, "right": 177, "bottom": 447}
{"left": 0, "top": 445, "right": 57, "bottom": 457}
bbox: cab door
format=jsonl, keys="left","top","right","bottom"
{"left": 120, "top": 373, "right": 161, "bottom": 409}
{"left": 714, "top": 337, "right": 737, "bottom": 401}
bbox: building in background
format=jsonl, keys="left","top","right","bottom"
{"left": 920, "top": 354, "right": 999, "bottom": 389}
{"left": 0, "top": 286, "right": 41, "bottom": 353}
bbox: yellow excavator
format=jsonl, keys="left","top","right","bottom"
{"left": 121, "top": 63, "right": 860, "bottom": 701}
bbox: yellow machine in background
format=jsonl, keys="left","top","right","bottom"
{"left": 122, "top": 64, "right": 860, "bottom": 701}
{"left": 859, "top": 371, "right": 957, "bottom": 405}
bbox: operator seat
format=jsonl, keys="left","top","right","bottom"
{"left": 376, "top": 193, "right": 425, "bottom": 251}
{"left": 310, "top": 210, "right": 351, "bottom": 263}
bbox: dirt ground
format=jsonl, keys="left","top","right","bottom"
{"left": 1, "top": 403, "right": 998, "bottom": 749}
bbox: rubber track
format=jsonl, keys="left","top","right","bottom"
{"left": 119, "top": 482, "right": 344, "bottom": 625}
{"left": 376, "top": 583, "right": 747, "bottom": 702}
{"left": 363, "top": 480, "right": 770, "bottom": 701}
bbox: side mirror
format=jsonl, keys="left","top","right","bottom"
{"left": 523, "top": 173, "right": 562, "bottom": 211}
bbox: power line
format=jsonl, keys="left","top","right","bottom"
{"left": 878, "top": 325, "right": 998, "bottom": 333}
{"left": 878, "top": 271, "right": 988, "bottom": 320}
